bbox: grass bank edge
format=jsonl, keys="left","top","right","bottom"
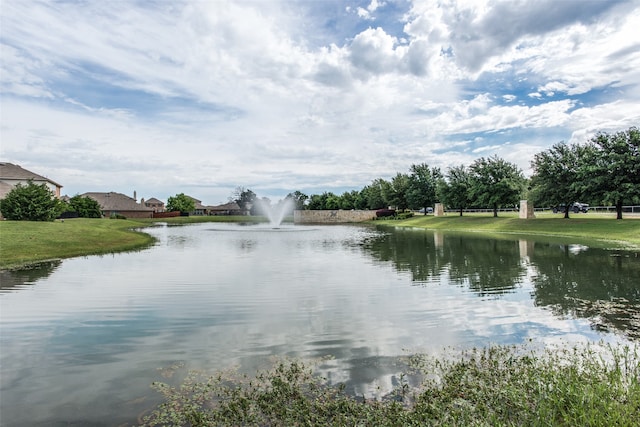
{"left": 0, "top": 216, "right": 270, "bottom": 270}
{"left": 0, "top": 218, "right": 156, "bottom": 270}
{"left": 383, "top": 214, "right": 640, "bottom": 249}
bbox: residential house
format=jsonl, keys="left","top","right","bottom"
{"left": 141, "top": 197, "right": 165, "bottom": 213}
{"left": 0, "top": 182, "right": 13, "bottom": 201}
{"left": 0, "top": 162, "right": 63, "bottom": 200}
{"left": 208, "top": 202, "right": 246, "bottom": 215}
{"left": 185, "top": 195, "right": 209, "bottom": 216}
{"left": 82, "top": 192, "right": 154, "bottom": 218}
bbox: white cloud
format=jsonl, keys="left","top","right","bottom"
{"left": 1, "top": 0, "right": 639, "bottom": 204}
{"left": 357, "top": 7, "right": 372, "bottom": 20}
{"left": 355, "top": 0, "right": 386, "bottom": 20}
{"left": 349, "top": 27, "right": 400, "bottom": 75}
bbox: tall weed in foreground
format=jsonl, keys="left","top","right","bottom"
{"left": 139, "top": 343, "right": 640, "bottom": 426}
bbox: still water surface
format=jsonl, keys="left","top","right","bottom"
{"left": 1, "top": 223, "right": 638, "bottom": 425}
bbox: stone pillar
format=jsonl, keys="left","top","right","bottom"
{"left": 519, "top": 200, "right": 535, "bottom": 219}
{"left": 434, "top": 203, "right": 445, "bottom": 217}
{"left": 519, "top": 239, "right": 535, "bottom": 259}
{"left": 433, "top": 231, "right": 444, "bottom": 249}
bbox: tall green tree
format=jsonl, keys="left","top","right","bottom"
{"left": 306, "top": 193, "right": 324, "bottom": 210}
{"left": 367, "top": 179, "right": 390, "bottom": 210}
{"left": 167, "top": 193, "right": 196, "bottom": 213}
{"left": 325, "top": 192, "right": 341, "bottom": 209}
{"left": 406, "top": 163, "right": 442, "bottom": 213}
{"left": 307, "top": 192, "right": 339, "bottom": 210}
{"left": 0, "top": 181, "right": 61, "bottom": 221}
{"left": 584, "top": 127, "right": 640, "bottom": 219}
{"left": 68, "top": 195, "right": 102, "bottom": 218}
{"left": 386, "top": 173, "right": 411, "bottom": 211}
{"left": 354, "top": 187, "right": 371, "bottom": 209}
{"left": 439, "top": 165, "right": 472, "bottom": 216}
{"left": 469, "top": 156, "right": 526, "bottom": 217}
{"left": 338, "top": 190, "right": 359, "bottom": 210}
{"left": 530, "top": 142, "right": 586, "bottom": 219}
{"left": 285, "top": 191, "right": 308, "bottom": 210}
{"left": 232, "top": 187, "right": 256, "bottom": 212}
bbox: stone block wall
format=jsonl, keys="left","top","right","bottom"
{"left": 294, "top": 210, "right": 377, "bottom": 224}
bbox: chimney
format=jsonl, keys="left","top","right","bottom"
{"left": 133, "top": 190, "right": 137, "bottom": 201}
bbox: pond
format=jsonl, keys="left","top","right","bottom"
{"left": 1, "top": 222, "right": 639, "bottom": 426}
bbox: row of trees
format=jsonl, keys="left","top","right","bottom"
{"left": 530, "top": 127, "right": 639, "bottom": 219}
{"left": 281, "top": 127, "right": 639, "bottom": 220}
{"left": 290, "top": 156, "right": 525, "bottom": 218}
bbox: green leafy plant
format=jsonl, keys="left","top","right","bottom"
{"left": 0, "top": 180, "right": 60, "bottom": 221}
{"left": 396, "top": 212, "right": 414, "bottom": 220}
{"left": 68, "top": 195, "right": 102, "bottom": 218}
{"left": 140, "top": 343, "right": 640, "bottom": 426}
{"left": 166, "top": 193, "right": 196, "bottom": 213}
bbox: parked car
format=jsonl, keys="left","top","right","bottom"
{"left": 552, "top": 202, "right": 589, "bottom": 214}
{"left": 418, "top": 207, "right": 434, "bottom": 214}
{"left": 375, "top": 208, "right": 396, "bottom": 218}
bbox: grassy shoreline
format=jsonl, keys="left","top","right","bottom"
{"left": 0, "top": 216, "right": 263, "bottom": 270}
{"left": 140, "top": 343, "right": 640, "bottom": 426}
{"left": 0, "top": 218, "right": 156, "bottom": 270}
{"left": 1, "top": 213, "right": 639, "bottom": 270}
{"left": 384, "top": 212, "right": 640, "bottom": 249}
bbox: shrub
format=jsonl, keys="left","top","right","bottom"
{"left": 397, "top": 212, "right": 414, "bottom": 220}
{"left": 68, "top": 195, "right": 102, "bottom": 218}
{"left": 0, "top": 181, "right": 60, "bottom": 221}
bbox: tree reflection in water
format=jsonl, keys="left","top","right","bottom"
{"left": 0, "top": 260, "right": 61, "bottom": 292}
{"left": 530, "top": 243, "right": 640, "bottom": 340}
{"left": 363, "top": 227, "right": 640, "bottom": 340}
{"left": 363, "top": 228, "right": 526, "bottom": 296}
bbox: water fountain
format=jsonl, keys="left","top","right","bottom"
{"left": 253, "top": 197, "right": 295, "bottom": 228}
{"left": 205, "top": 197, "right": 301, "bottom": 233}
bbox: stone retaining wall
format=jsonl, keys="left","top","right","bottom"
{"left": 294, "top": 209, "right": 377, "bottom": 224}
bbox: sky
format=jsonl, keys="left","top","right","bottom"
{"left": 1, "top": 0, "right": 639, "bottom": 205}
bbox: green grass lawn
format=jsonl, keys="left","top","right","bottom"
{"left": 0, "top": 215, "right": 277, "bottom": 270}
{"left": 0, "top": 218, "right": 155, "bottom": 270}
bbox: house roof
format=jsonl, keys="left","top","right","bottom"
{"left": 82, "top": 192, "right": 153, "bottom": 211}
{"left": 144, "top": 197, "right": 164, "bottom": 204}
{"left": 0, "top": 162, "right": 63, "bottom": 188}
{"left": 185, "top": 195, "right": 207, "bottom": 210}
{"left": 209, "top": 202, "right": 242, "bottom": 211}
